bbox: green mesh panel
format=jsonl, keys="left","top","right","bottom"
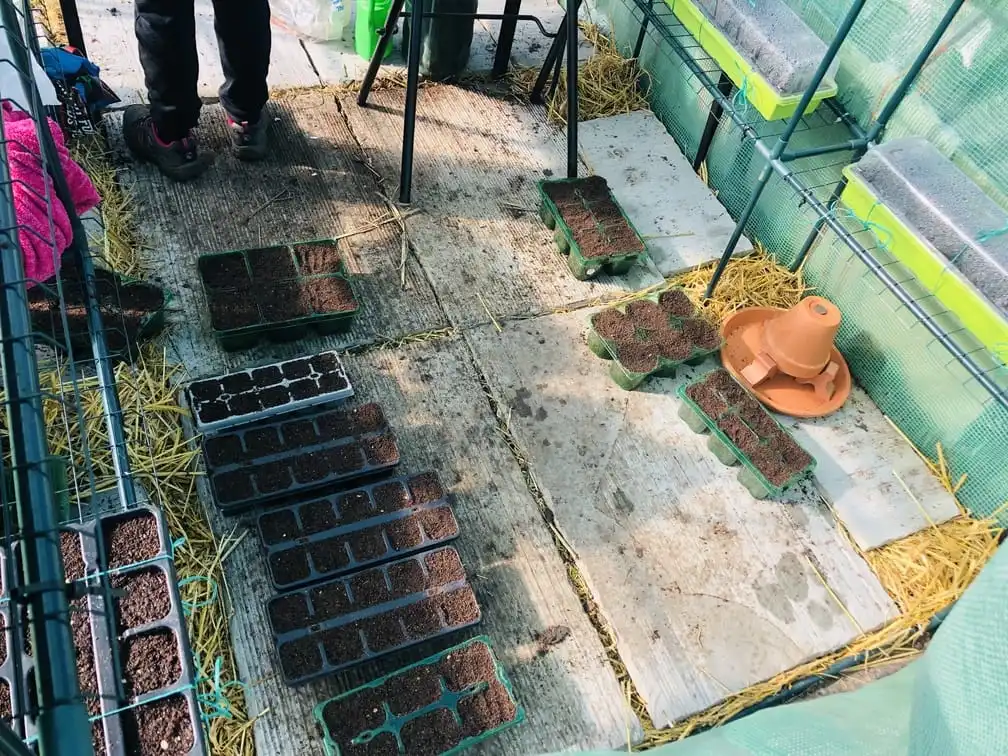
{"left": 595, "top": 0, "right": 1008, "bottom": 520}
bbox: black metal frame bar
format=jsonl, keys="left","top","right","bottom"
{"left": 358, "top": 0, "right": 564, "bottom": 203}
{"left": 56, "top": 0, "right": 85, "bottom": 54}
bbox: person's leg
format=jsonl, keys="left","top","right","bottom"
{"left": 126, "top": 0, "right": 207, "bottom": 180}
{"left": 212, "top": 0, "right": 271, "bottom": 159}
{"left": 135, "top": 0, "right": 201, "bottom": 139}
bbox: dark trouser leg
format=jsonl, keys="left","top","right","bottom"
{"left": 135, "top": 0, "right": 201, "bottom": 141}
{"left": 212, "top": 0, "right": 272, "bottom": 123}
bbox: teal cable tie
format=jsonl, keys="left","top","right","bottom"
{"left": 179, "top": 575, "right": 219, "bottom": 616}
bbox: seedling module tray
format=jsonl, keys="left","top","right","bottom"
{"left": 537, "top": 176, "right": 647, "bottom": 280}
{"left": 259, "top": 472, "right": 459, "bottom": 590}
{"left": 267, "top": 547, "right": 481, "bottom": 686}
{"left": 587, "top": 288, "right": 723, "bottom": 390}
{"left": 186, "top": 350, "right": 354, "bottom": 433}
{"left": 29, "top": 269, "right": 172, "bottom": 362}
{"left": 203, "top": 402, "right": 400, "bottom": 514}
{"left": 677, "top": 369, "right": 815, "bottom": 498}
{"left": 198, "top": 241, "right": 358, "bottom": 352}
{"left": 664, "top": 0, "right": 838, "bottom": 121}
{"left": 842, "top": 150, "right": 1008, "bottom": 356}
{"left": 1, "top": 506, "right": 205, "bottom": 756}
{"left": 313, "top": 636, "right": 524, "bottom": 756}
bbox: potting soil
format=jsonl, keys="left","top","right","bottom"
{"left": 543, "top": 177, "right": 645, "bottom": 260}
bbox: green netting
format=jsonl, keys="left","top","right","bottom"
{"left": 565, "top": 542, "right": 1008, "bottom": 755}
{"left": 593, "top": 0, "right": 1008, "bottom": 520}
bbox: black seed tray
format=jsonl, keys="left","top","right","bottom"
{"left": 0, "top": 508, "right": 206, "bottom": 756}
{"left": 186, "top": 350, "right": 354, "bottom": 434}
{"left": 268, "top": 547, "right": 481, "bottom": 686}
{"left": 203, "top": 402, "right": 400, "bottom": 515}
{"left": 258, "top": 472, "right": 459, "bottom": 591}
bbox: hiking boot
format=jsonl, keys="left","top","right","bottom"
{"left": 122, "top": 105, "right": 207, "bottom": 182}
{"left": 228, "top": 115, "right": 268, "bottom": 161}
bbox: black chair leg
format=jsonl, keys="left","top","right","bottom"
{"left": 358, "top": 0, "right": 408, "bottom": 106}
{"left": 399, "top": 0, "right": 425, "bottom": 203}
{"left": 565, "top": 2, "right": 578, "bottom": 177}
{"left": 492, "top": 0, "right": 523, "bottom": 78}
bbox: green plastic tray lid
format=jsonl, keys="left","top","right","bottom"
{"left": 693, "top": 0, "right": 839, "bottom": 95}
{"left": 850, "top": 137, "right": 1008, "bottom": 314}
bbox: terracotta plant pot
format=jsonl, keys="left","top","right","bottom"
{"left": 762, "top": 296, "right": 842, "bottom": 379}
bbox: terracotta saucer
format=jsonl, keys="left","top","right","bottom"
{"left": 720, "top": 307, "right": 852, "bottom": 418}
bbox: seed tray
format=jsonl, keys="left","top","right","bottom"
{"left": 313, "top": 635, "right": 524, "bottom": 756}
{"left": 666, "top": 0, "right": 838, "bottom": 121}
{"left": 587, "top": 289, "right": 722, "bottom": 390}
{"left": 268, "top": 547, "right": 481, "bottom": 686}
{"left": 842, "top": 141, "right": 1008, "bottom": 355}
{"left": 1, "top": 507, "right": 205, "bottom": 756}
{"left": 198, "top": 242, "right": 359, "bottom": 352}
{"left": 28, "top": 269, "right": 172, "bottom": 362}
{"left": 258, "top": 472, "right": 459, "bottom": 591}
{"left": 203, "top": 403, "right": 400, "bottom": 514}
{"left": 185, "top": 350, "right": 354, "bottom": 434}
{"left": 537, "top": 176, "right": 647, "bottom": 281}
{"left": 677, "top": 369, "right": 816, "bottom": 498}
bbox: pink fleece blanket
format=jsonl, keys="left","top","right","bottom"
{"left": 4, "top": 103, "right": 100, "bottom": 285}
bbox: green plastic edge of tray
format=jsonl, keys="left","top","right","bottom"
{"left": 587, "top": 289, "right": 723, "bottom": 388}
{"left": 840, "top": 166, "right": 1008, "bottom": 359}
{"left": 675, "top": 378, "right": 816, "bottom": 497}
{"left": 664, "top": 0, "right": 837, "bottom": 122}
{"left": 197, "top": 242, "right": 360, "bottom": 341}
{"left": 312, "top": 634, "right": 526, "bottom": 756}
{"left": 536, "top": 178, "right": 648, "bottom": 276}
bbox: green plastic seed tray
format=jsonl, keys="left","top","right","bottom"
{"left": 313, "top": 635, "right": 524, "bottom": 756}
{"left": 537, "top": 176, "right": 647, "bottom": 280}
{"left": 197, "top": 242, "right": 359, "bottom": 352}
{"left": 587, "top": 289, "right": 722, "bottom": 390}
{"left": 677, "top": 370, "right": 816, "bottom": 499}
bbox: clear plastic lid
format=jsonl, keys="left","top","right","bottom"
{"left": 696, "top": 0, "right": 839, "bottom": 95}
{"left": 851, "top": 137, "right": 1008, "bottom": 312}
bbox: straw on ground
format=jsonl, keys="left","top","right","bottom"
{"left": 510, "top": 22, "right": 650, "bottom": 124}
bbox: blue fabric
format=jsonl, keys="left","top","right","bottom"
{"left": 40, "top": 47, "right": 100, "bottom": 79}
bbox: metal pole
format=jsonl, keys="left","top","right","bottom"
{"left": 632, "top": 0, "right": 653, "bottom": 59}
{"left": 357, "top": 0, "right": 408, "bottom": 106}
{"left": 530, "top": 20, "right": 566, "bottom": 103}
{"left": 704, "top": 0, "right": 868, "bottom": 299}
{"left": 1, "top": 0, "right": 139, "bottom": 511}
{"left": 0, "top": 118, "right": 91, "bottom": 756}
{"left": 692, "top": 72, "right": 733, "bottom": 171}
{"left": 399, "top": 0, "right": 426, "bottom": 203}
{"left": 492, "top": 0, "right": 522, "bottom": 78}
{"left": 790, "top": 0, "right": 966, "bottom": 271}
{"left": 565, "top": 0, "right": 578, "bottom": 178}
{"left": 57, "top": 0, "right": 87, "bottom": 56}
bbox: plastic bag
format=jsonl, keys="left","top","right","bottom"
{"left": 271, "top": 0, "right": 349, "bottom": 41}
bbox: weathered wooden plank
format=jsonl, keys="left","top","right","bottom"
{"left": 340, "top": 85, "right": 665, "bottom": 327}
{"left": 208, "top": 336, "right": 640, "bottom": 755}
{"left": 781, "top": 390, "right": 960, "bottom": 551}
{"left": 105, "top": 91, "right": 447, "bottom": 378}
{"left": 465, "top": 310, "right": 897, "bottom": 728}
{"left": 579, "top": 110, "right": 755, "bottom": 276}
